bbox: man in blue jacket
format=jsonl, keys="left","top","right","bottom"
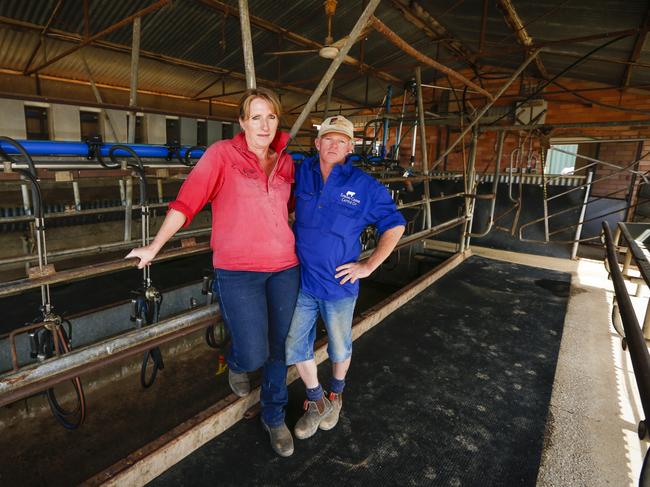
{"left": 286, "top": 115, "right": 406, "bottom": 440}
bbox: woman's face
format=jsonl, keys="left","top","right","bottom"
{"left": 240, "top": 97, "right": 279, "bottom": 152}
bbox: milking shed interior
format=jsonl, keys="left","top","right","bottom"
{"left": 0, "top": 1, "right": 650, "bottom": 485}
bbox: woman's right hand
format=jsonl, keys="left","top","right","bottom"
{"left": 125, "top": 245, "right": 158, "bottom": 269}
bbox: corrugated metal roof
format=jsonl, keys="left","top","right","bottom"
{"left": 0, "top": 0, "right": 649, "bottom": 112}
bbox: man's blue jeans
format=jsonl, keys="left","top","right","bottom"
{"left": 285, "top": 290, "right": 357, "bottom": 365}
{"left": 214, "top": 265, "right": 300, "bottom": 427}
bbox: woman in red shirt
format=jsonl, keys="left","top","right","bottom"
{"left": 126, "top": 88, "right": 299, "bottom": 457}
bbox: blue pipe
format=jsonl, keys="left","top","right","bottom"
{"left": 0, "top": 140, "right": 205, "bottom": 159}
{"left": 1, "top": 140, "right": 308, "bottom": 165}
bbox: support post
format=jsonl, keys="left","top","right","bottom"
{"left": 127, "top": 16, "right": 141, "bottom": 144}
{"left": 72, "top": 180, "right": 81, "bottom": 211}
{"left": 415, "top": 66, "right": 431, "bottom": 230}
{"left": 323, "top": 80, "right": 335, "bottom": 120}
{"left": 124, "top": 177, "right": 133, "bottom": 242}
{"left": 238, "top": 0, "right": 256, "bottom": 89}
{"left": 571, "top": 171, "right": 588, "bottom": 260}
{"left": 461, "top": 130, "right": 479, "bottom": 251}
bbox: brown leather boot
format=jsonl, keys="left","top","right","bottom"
{"left": 294, "top": 395, "right": 333, "bottom": 440}
{"left": 319, "top": 392, "right": 342, "bottom": 430}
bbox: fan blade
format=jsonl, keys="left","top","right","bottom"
{"left": 264, "top": 49, "right": 319, "bottom": 56}
{"left": 329, "top": 24, "right": 373, "bottom": 49}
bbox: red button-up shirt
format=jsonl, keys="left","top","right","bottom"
{"left": 169, "top": 131, "right": 298, "bottom": 272}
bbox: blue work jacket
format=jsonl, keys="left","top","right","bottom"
{"left": 294, "top": 155, "right": 406, "bottom": 300}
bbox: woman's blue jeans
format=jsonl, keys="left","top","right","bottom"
{"left": 213, "top": 265, "right": 300, "bottom": 427}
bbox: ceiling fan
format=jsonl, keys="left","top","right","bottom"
{"left": 265, "top": 0, "right": 368, "bottom": 60}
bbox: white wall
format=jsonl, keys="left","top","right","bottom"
{"left": 144, "top": 114, "right": 166, "bottom": 144}
{"left": 0, "top": 99, "right": 26, "bottom": 139}
{"left": 49, "top": 104, "right": 81, "bottom": 141}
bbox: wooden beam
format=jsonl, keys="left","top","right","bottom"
{"left": 388, "top": 0, "right": 477, "bottom": 66}
{"left": 22, "top": 0, "right": 65, "bottom": 73}
{"left": 496, "top": 0, "right": 549, "bottom": 79}
{"left": 622, "top": 7, "right": 650, "bottom": 87}
{"left": 25, "top": 0, "right": 172, "bottom": 75}
{"left": 370, "top": 16, "right": 493, "bottom": 100}
{"left": 195, "top": 0, "right": 400, "bottom": 83}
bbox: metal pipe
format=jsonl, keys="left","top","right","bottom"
{"left": 571, "top": 170, "right": 593, "bottom": 259}
{"left": 480, "top": 118, "right": 650, "bottom": 132}
{"left": 0, "top": 242, "right": 211, "bottom": 298}
{"left": 603, "top": 221, "right": 650, "bottom": 435}
{"left": 0, "top": 228, "right": 211, "bottom": 268}
{"left": 0, "top": 305, "right": 220, "bottom": 407}
{"left": 469, "top": 130, "right": 505, "bottom": 238}
{"left": 0, "top": 202, "right": 173, "bottom": 224}
{"left": 433, "top": 49, "right": 541, "bottom": 168}
{"left": 238, "top": 0, "right": 256, "bottom": 89}
{"left": 323, "top": 80, "right": 334, "bottom": 120}
{"left": 20, "top": 183, "right": 31, "bottom": 215}
{"left": 549, "top": 145, "right": 644, "bottom": 174}
{"left": 124, "top": 177, "right": 132, "bottom": 241}
{"left": 395, "top": 88, "right": 408, "bottom": 159}
{"left": 547, "top": 155, "right": 646, "bottom": 202}
{"left": 381, "top": 85, "right": 392, "bottom": 158}
{"left": 127, "top": 16, "right": 141, "bottom": 144}
{"left": 289, "top": 0, "right": 381, "bottom": 139}
{"left": 415, "top": 66, "right": 431, "bottom": 229}
{"left": 461, "top": 130, "right": 479, "bottom": 250}
{"left": 72, "top": 180, "right": 81, "bottom": 211}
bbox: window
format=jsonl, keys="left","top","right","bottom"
{"left": 126, "top": 114, "right": 144, "bottom": 143}
{"left": 166, "top": 118, "right": 180, "bottom": 145}
{"left": 222, "top": 122, "right": 233, "bottom": 140}
{"left": 25, "top": 106, "right": 49, "bottom": 140}
{"left": 80, "top": 110, "right": 100, "bottom": 140}
{"left": 545, "top": 144, "right": 578, "bottom": 175}
{"left": 197, "top": 120, "right": 207, "bottom": 146}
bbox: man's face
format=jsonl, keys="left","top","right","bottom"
{"left": 316, "top": 132, "right": 353, "bottom": 166}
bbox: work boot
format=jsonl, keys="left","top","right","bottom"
{"left": 262, "top": 421, "right": 294, "bottom": 457}
{"left": 319, "top": 392, "right": 342, "bottom": 431}
{"left": 228, "top": 369, "right": 250, "bottom": 397}
{"left": 294, "top": 395, "right": 333, "bottom": 440}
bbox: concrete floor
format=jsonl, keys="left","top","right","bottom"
{"left": 464, "top": 245, "right": 647, "bottom": 486}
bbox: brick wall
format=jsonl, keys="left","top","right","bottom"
{"left": 364, "top": 74, "right": 650, "bottom": 217}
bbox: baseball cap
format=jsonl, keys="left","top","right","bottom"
{"left": 318, "top": 115, "right": 354, "bottom": 139}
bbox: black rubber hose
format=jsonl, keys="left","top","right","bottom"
{"left": 108, "top": 144, "right": 148, "bottom": 205}
{"left": 45, "top": 326, "right": 86, "bottom": 429}
{"left": 182, "top": 145, "right": 205, "bottom": 167}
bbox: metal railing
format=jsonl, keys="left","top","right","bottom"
{"left": 602, "top": 221, "right": 650, "bottom": 484}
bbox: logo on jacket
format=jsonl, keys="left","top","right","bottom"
{"left": 340, "top": 190, "right": 360, "bottom": 206}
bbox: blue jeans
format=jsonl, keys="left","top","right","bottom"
{"left": 214, "top": 265, "right": 300, "bottom": 427}
{"left": 285, "top": 290, "right": 357, "bottom": 365}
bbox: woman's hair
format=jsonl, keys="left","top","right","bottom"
{"left": 238, "top": 88, "right": 282, "bottom": 120}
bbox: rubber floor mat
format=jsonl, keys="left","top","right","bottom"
{"left": 149, "top": 255, "right": 570, "bottom": 487}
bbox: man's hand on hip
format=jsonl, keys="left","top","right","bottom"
{"left": 335, "top": 261, "right": 374, "bottom": 285}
